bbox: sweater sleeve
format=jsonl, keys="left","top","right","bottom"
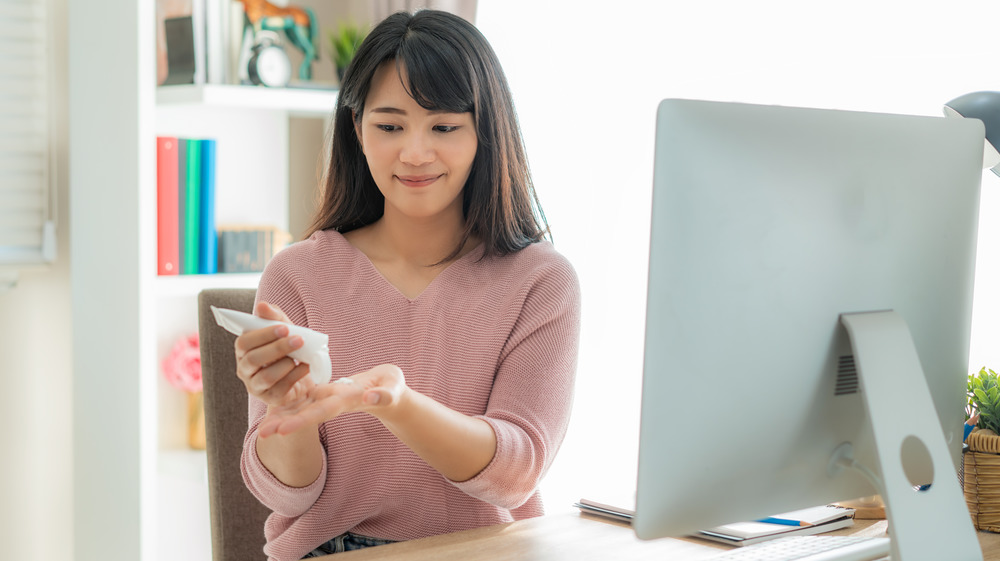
{"left": 451, "top": 254, "right": 582, "bottom": 509}
{"left": 239, "top": 246, "right": 327, "bottom": 518}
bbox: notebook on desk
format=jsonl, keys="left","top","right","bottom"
{"left": 573, "top": 498, "right": 635, "bottom": 524}
{"left": 699, "top": 505, "right": 855, "bottom": 547}
{"left": 573, "top": 499, "right": 855, "bottom": 546}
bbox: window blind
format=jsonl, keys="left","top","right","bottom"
{"left": 0, "top": 0, "right": 55, "bottom": 267}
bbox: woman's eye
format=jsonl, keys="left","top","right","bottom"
{"left": 434, "top": 125, "right": 460, "bottom": 133}
{"left": 376, "top": 124, "right": 400, "bottom": 132}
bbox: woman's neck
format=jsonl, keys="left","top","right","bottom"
{"left": 356, "top": 207, "right": 472, "bottom": 269}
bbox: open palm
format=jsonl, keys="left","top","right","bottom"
{"left": 257, "top": 363, "right": 407, "bottom": 437}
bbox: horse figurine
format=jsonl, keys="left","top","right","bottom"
{"left": 236, "top": 0, "right": 319, "bottom": 81}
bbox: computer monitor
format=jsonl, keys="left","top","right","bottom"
{"left": 633, "top": 99, "right": 985, "bottom": 560}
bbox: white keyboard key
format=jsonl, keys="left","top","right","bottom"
{"left": 709, "top": 535, "right": 890, "bottom": 561}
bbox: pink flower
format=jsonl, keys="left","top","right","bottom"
{"left": 162, "top": 333, "right": 203, "bottom": 393}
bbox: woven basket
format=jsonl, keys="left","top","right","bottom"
{"left": 964, "top": 428, "right": 1000, "bottom": 533}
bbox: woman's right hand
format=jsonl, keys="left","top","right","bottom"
{"left": 234, "top": 301, "right": 314, "bottom": 408}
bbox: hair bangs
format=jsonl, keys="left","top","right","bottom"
{"left": 397, "top": 36, "right": 475, "bottom": 115}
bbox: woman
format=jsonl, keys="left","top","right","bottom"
{"left": 234, "top": 10, "right": 581, "bottom": 560}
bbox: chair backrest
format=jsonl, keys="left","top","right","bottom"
{"left": 197, "top": 288, "right": 270, "bottom": 561}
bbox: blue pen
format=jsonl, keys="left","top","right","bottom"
{"left": 757, "top": 517, "right": 811, "bottom": 527}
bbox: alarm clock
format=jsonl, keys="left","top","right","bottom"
{"left": 247, "top": 32, "right": 292, "bottom": 88}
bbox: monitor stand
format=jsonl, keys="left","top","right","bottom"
{"left": 839, "top": 311, "right": 982, "bottom": 561}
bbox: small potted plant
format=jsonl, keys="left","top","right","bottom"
{"left": 964, "top": 366, "right": 1000, "bottom": 532}
{"left": 328, "top": 22, "right": 367, "bottom": 84}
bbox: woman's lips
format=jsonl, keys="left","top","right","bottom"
{"left": 396, "top": 174, "right": 441, "bottom": 188}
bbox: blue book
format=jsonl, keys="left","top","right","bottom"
{"left": 198, "top": 138, "right": 217, "bottom": 274}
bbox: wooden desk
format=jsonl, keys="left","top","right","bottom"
{"left": 325, "top": 512, "right": 1000, "bottom": 560}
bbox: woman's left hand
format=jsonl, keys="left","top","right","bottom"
{"left": 257, "top": 364, "right": 407, "bottom": 437}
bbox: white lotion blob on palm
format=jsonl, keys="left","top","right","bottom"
{"left": 211, "top": 306, "right": 332, "bottom": 385}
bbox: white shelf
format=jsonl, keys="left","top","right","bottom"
{"left": 157, "top": 84, "right": 338, "bottom": 117}
{"left": 158, "top": 449, "right": 212, "bottom": 561}
{"left": 155, "top": 273, "right": 261, "bottom": 298}
{"left": 158, "top": 448, "right": 208, "bottom": 481}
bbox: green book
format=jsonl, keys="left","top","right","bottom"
{"left": 183, "top": 139, "right": 202, "bottom": 274}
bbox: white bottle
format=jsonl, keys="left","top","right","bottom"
{"left": 210, "top": 306, "right": 332, "bottom": 385}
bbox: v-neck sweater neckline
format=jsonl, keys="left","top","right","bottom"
{"left": 330, "top": 230, "right": 485, "bottom": 304}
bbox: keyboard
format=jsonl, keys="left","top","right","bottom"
{"left": 708, "top": 535, "right": 890, "bottom": 561}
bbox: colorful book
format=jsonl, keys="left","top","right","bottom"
{"left": 229, "top": 1, "right": 247, "bottom": 84}
{"left": 191, "top": 0, "right": 207, "bottom": 84}
{"left": 183, "top": 138, "right": 202, "bottom": 274}
{"left": 199, "top": 138, "right": 217, "bottom": 274}
{"left": 205, "top": 0, "right": 227, "bottom": 84}
{"left": 177, "top": 137, "right": 187, "bottom": 273}
{"left": 157, "top": 135, "right": 223, "bottom": 275}
{"left": 217, "top": 225, "right": 291, "bottom": 273}
{"left": 155, "top": 136, "right": 179, "bottom": 275}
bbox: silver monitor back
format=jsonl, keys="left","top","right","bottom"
{"left": 634, "top": 99, "right": 984, "bottom": 541}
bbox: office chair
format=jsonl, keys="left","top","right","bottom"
{"left": 197, "top": 288, "right": 269, "bottom": 561}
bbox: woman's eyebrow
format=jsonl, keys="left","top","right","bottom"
{"left": 369, "top": 106, "right": 462, "bottom": 116}
{"left": 370, "top": 107, "right": 406, "bottom": 115}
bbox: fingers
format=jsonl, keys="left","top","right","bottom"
{"left": 236, "top": 329, "right": 298, "bottom": 374}
{"left": 255, "top": 365, "right": 409, "bottom": 438}
{"left": 258, "top": 382, "right": 364, "bottom": 437}
{"left": 360, "top": 385, "right": 407, "bottom": 409}
{"left": 255, "top": 301, "right": 290, "bottom": 322}
{"left": 240, "top": 352, "right": 310, "bottom": 403}
{"left": 232, "top": 301, "right": 309, "bottom": 405}
{"left": 257, "top": 361, "right": 313, "bottom": 404}
{"left": 233, "top": 301, "right": 293, "bottom": 361}
{"left": 233, "top": 304, "right": 291, "bottom": 361}
{"left": 358, "top": 364, "right": 406, "bottom": 409}
{"left": 237, "top": 327, "right": 303, "bottom": 375}
{"left": 260, "top": 396, "right": 340, "bottom": 437}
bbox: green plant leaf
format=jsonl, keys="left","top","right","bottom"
{"left": 327, "top": 23, "right": 367, "bottom": 70}
{"left": 968, "top": 367, "right": 1000, "bottom": 432}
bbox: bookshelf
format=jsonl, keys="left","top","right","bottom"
{"left": 70, "top": 3, "right": 339, "bottom": 560}
{"left": 156, "top": 83, "right": 337, "bottom": 115}
{"left": 151, "top": 89, "right": 335, "bottom": 561}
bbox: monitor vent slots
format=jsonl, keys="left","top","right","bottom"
{"left": 836, "top": 355, "right": 859, "bottom": 395}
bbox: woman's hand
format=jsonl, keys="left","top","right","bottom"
{"left": 257, "top": 364, "right": 407, "bottom": 437}
{"left": 234, "top": 302, "right": 315, "bottom": 409}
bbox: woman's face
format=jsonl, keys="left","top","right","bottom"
{"left": 356, "top": 61, "right": 478, "bottom": 226}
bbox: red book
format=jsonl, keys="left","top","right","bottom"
{"left": 156, "top": 136, "right": 180, "bottom": 275}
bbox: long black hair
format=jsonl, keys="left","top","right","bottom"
{"left": 304, "top": 10, "right": 549, "bottom": 261}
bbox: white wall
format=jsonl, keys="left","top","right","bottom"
{"left": 476, "top": 0, "right": 1000, "bottom": 512}
{"left": 0, "top": 0, "right": 73, "bottom": 558}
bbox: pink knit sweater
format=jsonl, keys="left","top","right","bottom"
{"left": 240, "top": 230, "right": 581, "bottom": 561}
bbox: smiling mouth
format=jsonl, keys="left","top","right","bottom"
{"left": 396, "top": 174, "right": 442, "bottom": 188}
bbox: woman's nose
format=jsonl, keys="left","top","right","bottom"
{"left": 399, "top": 131, "right": 435, "bottom": 165}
